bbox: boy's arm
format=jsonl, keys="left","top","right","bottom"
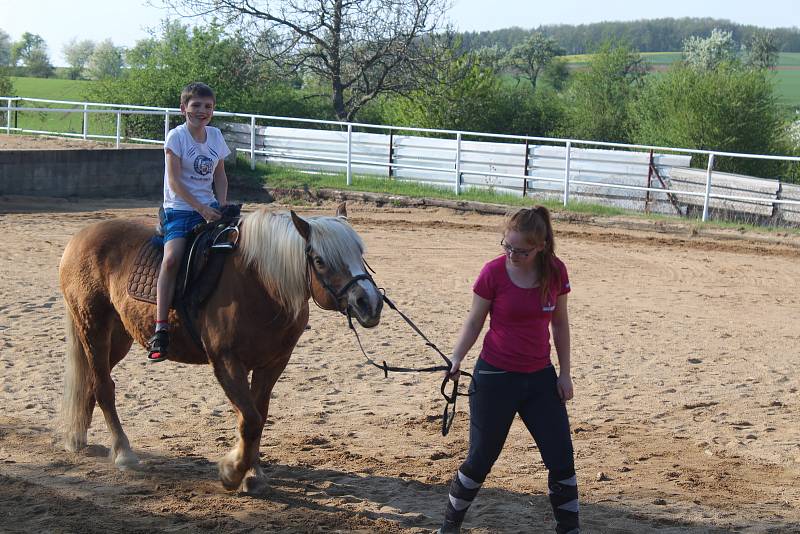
{"left": 165, "top": 149, "right": 219, "bottom": 221}
{"left": 213, "top": 160, "right": 228, "bottom": 206}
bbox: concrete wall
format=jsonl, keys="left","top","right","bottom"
{"left": 0, "top": 148, "right": 163, "bottom": 198}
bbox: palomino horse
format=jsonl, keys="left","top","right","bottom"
{"left": 59, "top": 203, "right": 383, "bottom": 491}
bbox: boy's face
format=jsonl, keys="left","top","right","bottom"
{"left": 180, "top": 96, "right": 215, "bottom": 128}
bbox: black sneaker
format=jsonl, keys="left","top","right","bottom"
{"left": 147, "top": 330, "right": 170, "bottom": 363}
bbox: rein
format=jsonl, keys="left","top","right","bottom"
{"left": 346, "top": 296, "right": 475, "bottom": 437}
{"left": 305, "top": 249, "right": 474, "bottom": 436}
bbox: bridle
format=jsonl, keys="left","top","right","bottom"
{"left": 304, "top": 244, "right": 375, "bottom": 314}
{"left": 304, "top": 245, "right": 474, "bottom": 436}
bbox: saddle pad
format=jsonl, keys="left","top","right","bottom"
{"left": 127, "top": 239, "right": 162, "bottom": 304}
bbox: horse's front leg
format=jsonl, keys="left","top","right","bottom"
{"left": 211, "top": 358, "right": 265, "bottom": 491}
{"left": 240, "top": 360, "right": 290, "bottom": 493}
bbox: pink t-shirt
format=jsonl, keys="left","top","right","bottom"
{"left": 473, "top": 255, "right": 571, "bottom": 373}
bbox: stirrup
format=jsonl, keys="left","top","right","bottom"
{"left": 147, "top": 330, "right": 170, "bottom": 363}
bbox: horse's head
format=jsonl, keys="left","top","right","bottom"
{"left": 290, "top": 203, "right": 383, "bottom": 328}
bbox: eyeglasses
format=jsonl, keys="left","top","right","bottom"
{"left": 500, "top": 239, "right": 535, "bottom": 257}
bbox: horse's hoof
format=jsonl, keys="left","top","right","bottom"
{"left": 113, "top": 448, "right": 140, "bottom": 470}
{"left": 241, "top": 474, "right": 271, "bottom": 495}
{"left": 219, "top": 456, "right": 246, "bottom": 490}
{"left": 64, "top": 433, "right": 87, "bottom": 452}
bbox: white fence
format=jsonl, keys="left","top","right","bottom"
{"left": 3, "top": 96, "right": 800, "bottom": 225}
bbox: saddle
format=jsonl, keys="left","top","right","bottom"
{"left": 127, "top": 204, "right": 242, "bottom": 349}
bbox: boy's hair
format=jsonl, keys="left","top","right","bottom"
{"left": 180, "top": 82, "right": 216, "bottom": 106}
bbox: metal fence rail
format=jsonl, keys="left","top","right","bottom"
{"left": 3, "top": 96, "right": 800, "bottom": 225}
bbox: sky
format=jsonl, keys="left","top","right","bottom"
{"left": 1, "top": 0, "right": 798, "bottom": 66}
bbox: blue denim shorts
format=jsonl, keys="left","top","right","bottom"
{"left": 162, "top": 202, "right": 218, "bottom": 242}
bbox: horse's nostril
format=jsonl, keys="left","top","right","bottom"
{"left": 356, "top": 296, "right": 367, "bottom": 310}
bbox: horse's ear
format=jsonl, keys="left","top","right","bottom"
{"left": 290, "top": 210, "right": 311, "bottom": 241}
{"left": 336, "top": 201, "right": 348, "bottom": 219}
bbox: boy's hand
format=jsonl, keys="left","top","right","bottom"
{"left": 198, "top": 205, "right": 222, "bottom": 223}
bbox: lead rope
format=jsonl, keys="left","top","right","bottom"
{"left": 346, "top": 293, "right": 475, "bottom": 437}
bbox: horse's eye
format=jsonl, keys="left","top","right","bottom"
{"left": 314, "top": 257, "right": 325, "bottom": 268}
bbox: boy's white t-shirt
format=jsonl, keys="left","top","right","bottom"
{"left": 163, "top": 124, "right": 231, "bottom": 211}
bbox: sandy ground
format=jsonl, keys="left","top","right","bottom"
{"left": 2, "top": 135, "right": 800, "bottom": 533}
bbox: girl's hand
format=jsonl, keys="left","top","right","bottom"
{"left": 446, "top": 357, "right": 462, "bottom": 381}
{"left": 557, "top": 373, "right": 574, "bottom": 402}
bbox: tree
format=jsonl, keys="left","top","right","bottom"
{"left": 162, "top": 0, "right": 450, "bottom": 121}
{"left": 682, "top": 28, "right": 737, "bottom": 71}
{"left": 0, "top": 29, "right": 11, "bottom": 67}
{"left": 10, "top": 32, "right": 53, "bottom": 77}
{"left": 563, "top": 42, "right": 646, "bottom": 143}
{"left": 630, "top": 63, "right": 784, "bottom": 178}
{"left": 502, "top": 33, "right": 563, "bottom": 91}
{"left": 86, "top": 39, "right": 124, "bottom": 80}
{"left": 63, "top": 38, "right": 95, "bottom": 79}
{"left": 88, "top": 22, "right": 325, "bottom": 139}
{"left": 744, "top": 31, "right": 778, "bottom": 70}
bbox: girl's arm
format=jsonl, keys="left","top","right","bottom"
{"left": 448, "top": 293, "right": 491, "bottom": 379}
{"left": 551, "top": 292, "right": 573, "bottom": 401}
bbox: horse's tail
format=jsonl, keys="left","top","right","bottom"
{"left": 62, "top": 307, "right": 93, "bottom": 452}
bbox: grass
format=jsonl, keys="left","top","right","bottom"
{"left": 560, "top": 52, "right": 800, "bottom": 110}
{"left": 4, "top": 77, "right": 105, "bottom": 135}
{"left": 230, "top": 155, "right": 800, "bottom": 236}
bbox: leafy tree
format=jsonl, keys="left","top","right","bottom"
{"left": 0, "top": 68, "right": 13, "bottom": 95}
{"left": 542, "top": 57, "right": 570, "bottom": 91}
{"left": 86, "top": 39, "right": 124, "bottom": 80}
{"left": 88, "top": 21, "right": 324, "bottom": 138}
{"left": 503, "top": 33, "right": 563, "bottom": 91}
{"left": 381, "top": 48, "right": 502, "bottom": 133}
{"left": 161, "top": 0, "right": 450, "bottom": 121}
{"left": 744, "top": 31, "right": 778, "bottom": 70}
{"left": 0, "top": 29, "right": 11, "bottom": 67}
{"left": 682, "top": 28, "right": 737, "bottom": 71}
{"left": 630, "top": 63, "right": 784, "bottom": 177}
{"left": 10, "top": 32, "right": 53, "bottom": 77}
{"left": 63, "top": 38, "right": 95, "bottom": 79}
{"left": 562, "top": 43, "right": 646, "bottom": 143}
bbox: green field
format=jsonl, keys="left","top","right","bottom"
{"left": 5, "top": 77, "right": 102, "bottom": 135}
{"left": 561, "top": 52, "right": 800, "bottom": 110}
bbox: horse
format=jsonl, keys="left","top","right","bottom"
{"left": 58, "top": 202, "right": 383, "bottom": 491}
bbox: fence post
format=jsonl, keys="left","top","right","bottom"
{"left": 115, "top": 111, "right": 121, "bottom": 149}
{"left": 563, "top": 141, "right": 572, "bottom": 207}
{"left": 455, "top": 132, "right": 462, "bottom": 195}
{"left": 250, "top": 116, "right": 257, "bottom": 170}
{"left": 522, "top": 139, "right": 530, "bottom": 197}
{"left": 388, "top": 129, "right": 394, "bottom": 178}
{"left": 702, "top": 153, "right": 715, "bottom": 222}
{"left": 82, "top": 104, "right": 89, "bottom": 140}
{"left": 346, "top": 123, "right": 353, "bottom": 186}
{"left": 164, "top": 109, "right": 170, "bottom": 141}
{"left": 5, "top": 98, "right": 11, "bottom": 134}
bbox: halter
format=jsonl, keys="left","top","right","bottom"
{"left": 304, "top": 244, "right": 376, "bottom": 314}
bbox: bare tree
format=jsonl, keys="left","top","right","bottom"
{"left": 162, "top": 0, "right": 451, "bottom": 121}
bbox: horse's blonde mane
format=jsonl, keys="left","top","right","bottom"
{"left": 239, "top": 208, "right": 365, "bottom": 319}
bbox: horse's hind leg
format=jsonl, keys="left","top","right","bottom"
{"left": 68, "top": 304, "right": 138, "bottom": 468}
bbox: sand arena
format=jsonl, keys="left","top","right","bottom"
{"left": 1, "top": 135, "right": 799, "bottom": 533}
